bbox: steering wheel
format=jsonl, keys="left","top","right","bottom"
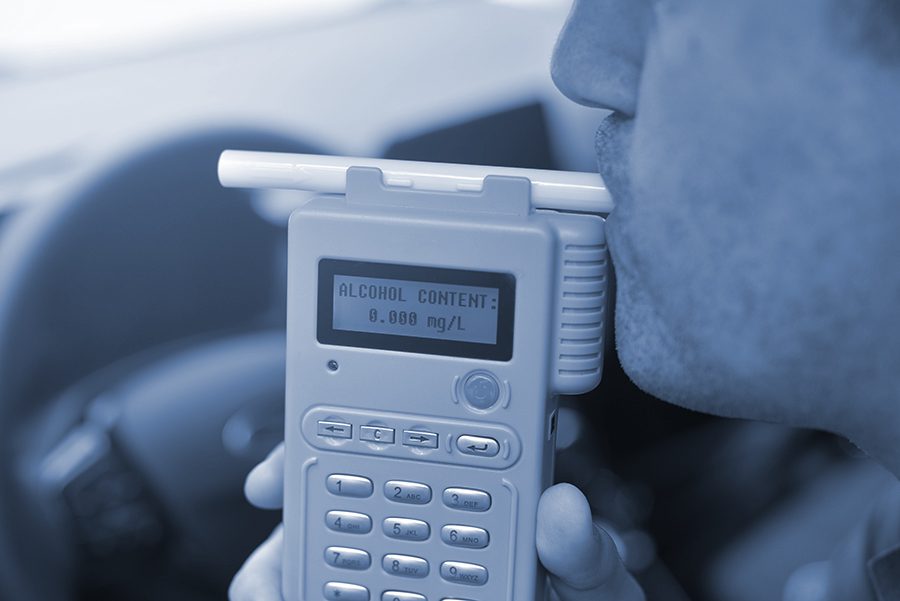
{"left": 0, "top": 130, "right": 319, "bottom": 600}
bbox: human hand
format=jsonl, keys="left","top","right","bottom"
{"left": 229, "top": 444, "right": 645, "bottom": 601}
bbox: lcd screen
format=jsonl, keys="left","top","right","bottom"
{"left": 317, "top": 259, "right": 515, "bottom": 360}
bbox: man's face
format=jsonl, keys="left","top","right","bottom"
{"left": 553, "top": 0, "right": 900, "bottom": 442}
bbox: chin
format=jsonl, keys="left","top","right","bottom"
{"left": 612, "top": 272, "right": 778, "bottom": 423}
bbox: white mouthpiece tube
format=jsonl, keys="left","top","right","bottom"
{"left": 218, "top": 151, "right": 614, "bottom": 214}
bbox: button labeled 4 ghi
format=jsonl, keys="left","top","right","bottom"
{"left": 456, "top": 435, "right": 499, "bottom": 457}
{"left": 402, "top": 429, "right": 438, "bottom": 449}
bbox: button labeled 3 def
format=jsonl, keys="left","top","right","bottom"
{"left": 443, "top": 487, "right": 491, "bottom": 512}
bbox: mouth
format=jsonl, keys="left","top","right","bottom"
{"left": 594, "top": 112, "right": 634, "bottom": 209}
{"left": 594, "top": 112, "right": 636, "bottom": 269}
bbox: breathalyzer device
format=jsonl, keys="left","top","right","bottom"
{"left": 219, "top": 151, "right": 613, "bottom": 601}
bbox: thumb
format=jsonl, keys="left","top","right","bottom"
{"left": 537, "top": 483, "right": 645, "bottom": 601}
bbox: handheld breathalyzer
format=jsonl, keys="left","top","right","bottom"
{"left": 219, "top": 151, "right": 613, "bottom": 601}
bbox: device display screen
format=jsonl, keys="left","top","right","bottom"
{"left": 318, "top": 259, "right": 515, "bottom": 360}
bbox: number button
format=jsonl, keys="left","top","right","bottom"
{"left": 442, "top": 487, "right": 491, "bottom": 512}
{"left": 381, "top": 592, "right": 426, "bottom": 601}
{"left": 383, "top": 517, "right": 430, "bottom": 541}
{"left": 326, "top": 511, "right": 372, "bottom": 534}
{"left": 440, "top": 561, "right": 488, "bottom": 586}
{"left": 324, "top": 582, "right": 370, "bottom": 601}
{"left": 441, "top": 525, "right": 489, "bottom": 549}
{"left": 382, "top": 554, "right": 429, "bottom": 578}
{"left": 384, "top": 481, "right": 432, "bottom": 505}
{"left": 327, "top": 474, "right": 374, "bottom": 498}
{"left": 325, "top": 546, "right": 371, "bottom": 570}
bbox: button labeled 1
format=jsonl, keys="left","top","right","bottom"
{"left": 327, "top": 474, "right": 373, "bottom": 498}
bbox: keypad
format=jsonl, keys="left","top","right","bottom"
{"left": 324, "top": 582, "right": 370, "bottom": 601}
{"left": 442, "top": 487, "right": 491, "bottom": 512}
{"left": 327, "top": 474, "right": 374, "bottom": 498}
{"left": 326, "top": 510, "right": 372, "bottom": 534}
{"left": 440, "top": 561, "right": 489, "bottom": 586}
{"left": 383, "top": 554, "right": 429, "bottom": 578}
{"left": 441, "top": 525, "right": 489, "bottom": 549}
{"left": 385, "top": 480, "right": 432, "bottom": 505}
{"left": 325, "top": 546, "right": 371, "bottom": 570}
{"left": 319, "top": 475, "right": 494, "bottom": 599}
{"left": 383, "top": 517, "right": 430, "bottom": 541}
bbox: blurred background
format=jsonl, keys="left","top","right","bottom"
{"left": 0, "top": 1, "right": 892, "bottom": 600}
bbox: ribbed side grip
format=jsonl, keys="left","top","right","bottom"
{"left": 550, "top": 213, "right": 608, "bottom": 395}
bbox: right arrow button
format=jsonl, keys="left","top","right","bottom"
{"left": 456, "top": 435, "right": 500, "bottom": 457}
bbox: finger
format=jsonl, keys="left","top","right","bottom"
{"left": 555, "top": 407, "right": 584, "bottom": 451}
{"left": 229, "top": 524, "right": 284, "bottom": 601}
{"left": 537, "top": 483, "right": 645, "bottom": 601}
{"left": 245, "top": 443, "right": 285, "bottom": 509}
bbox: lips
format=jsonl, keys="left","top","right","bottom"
{"left": 594, "top": 112, "right": 637, "bottom": 277}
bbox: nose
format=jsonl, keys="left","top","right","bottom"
{"left": 551, "top": 0, "right": 654, "bottom": 116}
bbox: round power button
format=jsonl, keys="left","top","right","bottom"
{"left": 462, "top": 371, "right": 501, "bottom": 410}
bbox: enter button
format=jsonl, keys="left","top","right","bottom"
{"left": 456, "top": 435, "right": 500, "bottom": 457}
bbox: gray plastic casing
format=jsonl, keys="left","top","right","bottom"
{"left": 283, "top": 168, "right": 608, "bottom": 601}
